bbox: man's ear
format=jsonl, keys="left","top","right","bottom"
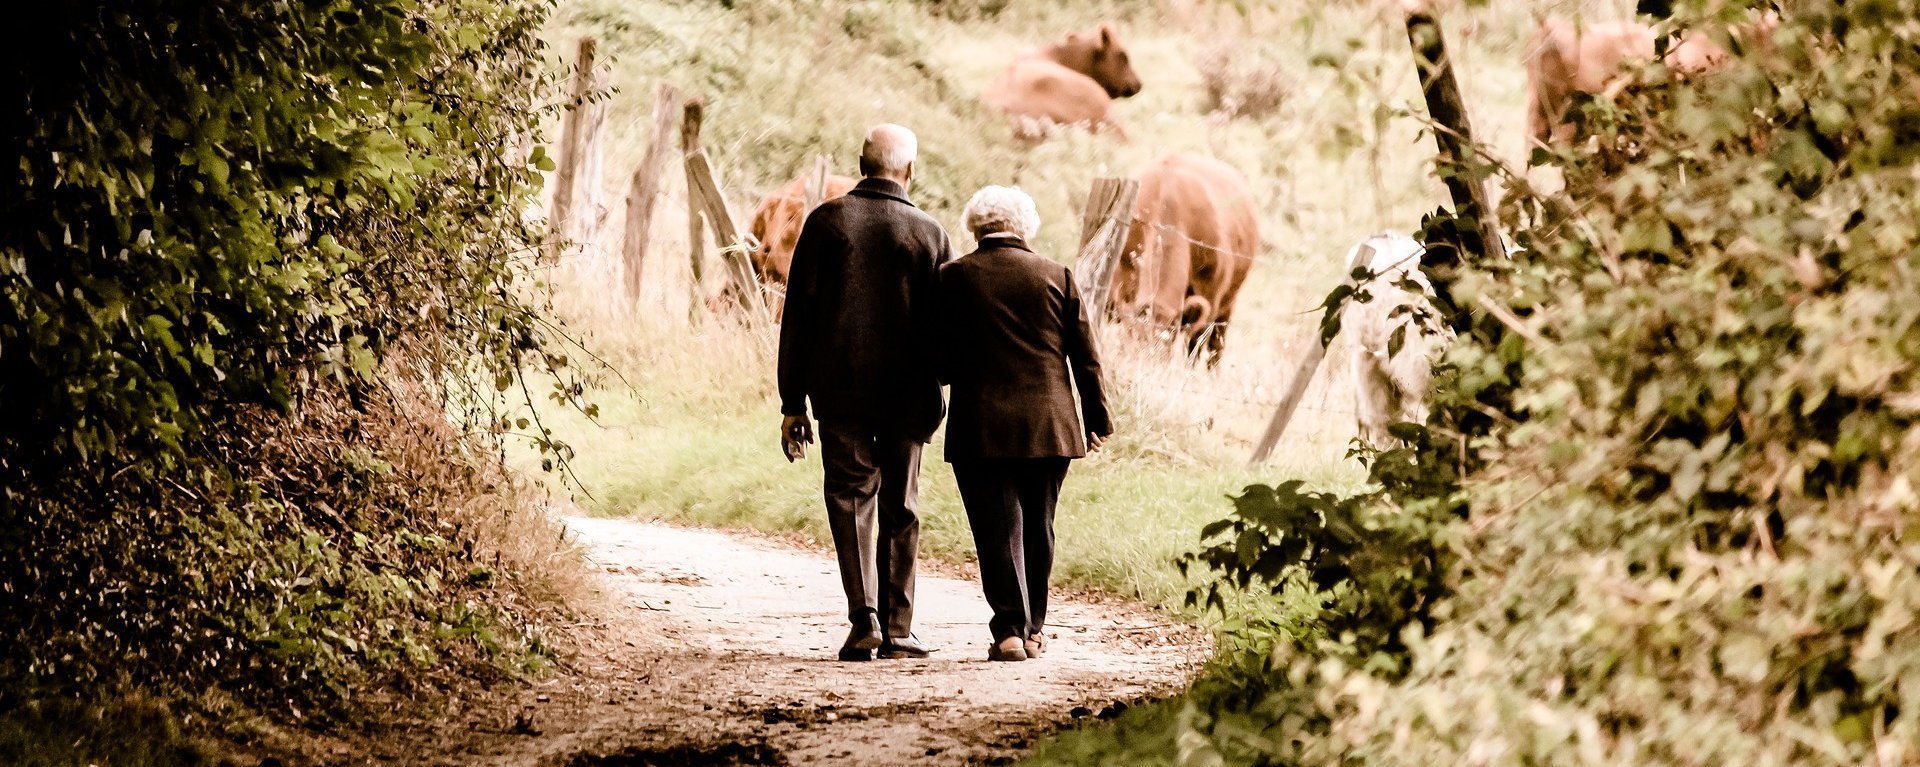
{"left": 904, "top": 160, "right": 915, "bottom": 184}
{"left": 1098, "top": 22, "right": 1117, "bottom": 51}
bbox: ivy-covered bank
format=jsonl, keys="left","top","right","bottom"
{"left": 1034, "top": 2, "right": 1920, "bottom": 764}
{"left": 0, "top": 0, "right": 582, "bottom": 759}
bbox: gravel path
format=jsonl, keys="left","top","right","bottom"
{"left": 386, "top": 516, "right": 1203, "bottom": 766}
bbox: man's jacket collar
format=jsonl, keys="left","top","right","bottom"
{"left": 850, "top": 177, "right": 915, "bottom": 207}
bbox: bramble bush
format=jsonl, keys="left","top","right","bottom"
{"left": 0, "top": 0, "right": 584, "bottom": 745}
{"left": 1112, "top": 1, "right": 1920, "bottom": 764}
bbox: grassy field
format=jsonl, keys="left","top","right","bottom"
{"left": 519, "top": 320, "right": 1364, "bottom": 607}
{"left": 521, "top": 0, "right": 1635, "bottom": 609}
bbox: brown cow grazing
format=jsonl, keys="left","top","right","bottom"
{"left": 983, "top": 22, "right": 1143, "bottom": 141}
{"left": 746, "top": 172, "right": 856, "bottom": 318}
{"left": 1111, "top": 153, "right": 1260, "bottom": 366}
{"left": 1526, "top": 13, "right": 1777, "bottom": 145}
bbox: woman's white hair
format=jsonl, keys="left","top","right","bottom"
{"left": 962, "top": 185, "right": 1041, "bottom": 241}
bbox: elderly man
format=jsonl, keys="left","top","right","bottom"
{"left": 777, "top": 124, "right": 952, "bottom": 662}
{"left": 935, "top": 185, "right": 1112, "bottom": 661}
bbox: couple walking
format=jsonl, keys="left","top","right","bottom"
{"left": 777, "top": 123, "right": 1113, "bottom": 663}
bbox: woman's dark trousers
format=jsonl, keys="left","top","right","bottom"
{"left": 953, "top": 457, "right": 1070, "bottom": 642}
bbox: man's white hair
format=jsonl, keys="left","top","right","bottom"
{"left": 860, "top": 123, "right": 917, "bottom": 178}
{"left": 962, "top": 185, "right": 1041, "bottom": 241}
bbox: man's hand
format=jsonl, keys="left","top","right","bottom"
{"left": 781, "top": 414, "right": 815, "bottom": 462}
{"left": 1088, "top": 432, "right": 1109, "bottom": 452}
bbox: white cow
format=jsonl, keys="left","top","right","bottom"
{"left": 1341, "top": 233, "right": 1453, "bottom": 448}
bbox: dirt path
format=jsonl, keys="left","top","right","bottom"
{"left": 383, "top": 516, "right": 1204, "bottom": 766}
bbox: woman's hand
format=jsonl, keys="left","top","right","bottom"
{"left": 1088, "top": 432, "right": 1109, "bottom": 452}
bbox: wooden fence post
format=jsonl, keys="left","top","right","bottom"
{"left": 680, "top": 99, "right": 713, "bottom": 319}
{"left": 1402, "top": 1, "right": 1502, "bottom": 285}
{"left": 1072, "top": 178, "right": 1140, "bottom": 323}
{"left": 1248, "top": 270, "right": 1362, "bottom": 465}
{"left": 620, "top": 80, "right": 681, "bottom": 306}
{"left": 551, "top": 36, "right": 608, "bottom": 260}
{"left": 1251, "top": 3, "right": 1497, "bottom": 465}
{"left": 802, "top": 154, "right": 831, "bottom": 214}
{"left": 673, "top": 100, "right": 763, "bottom": 321}
{"left": 684, "top": 149, "right": 764, "bottom": 321}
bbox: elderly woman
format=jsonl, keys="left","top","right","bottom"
{"left": 935, "top": 186, "right": 1114, "bottom": 662}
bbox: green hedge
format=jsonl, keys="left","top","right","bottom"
{"left": 0, "top": 0, "right": 578, "bottom": 722}
{"left": 0, "top": 0, "right": 563, "bottom": 472}
{"left": 1144, "top": 2, "right": 1920, "bottom": 764}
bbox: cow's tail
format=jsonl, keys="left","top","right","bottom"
{"left": 1181, "top": 295, "right": 1212, "bottom": 327}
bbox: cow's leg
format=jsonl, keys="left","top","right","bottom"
{"left": 1178, "top": 241, "right": 1224, "bottom": 364}
{"left": 1146, "top": 226, "right": 1193, "bottom": 337}
{"left": 1205, "top": 253, "right": 1254, "bottom": 367}
{"left": 1388, "top": 335, "right": 1437, "bottom": 433}
{"left": 1110, "top": 220, "right": 1148, "bottom": 325}
{"left": 1351, "top": 350, "right": 1397, "bottom": 450}
{"left": 1178, "top": 293, "right": 1215, "bottom": 364}
{"left": 1011, "top": 115, "right": 1053, "bottom": 144}
{"left": 1202, "top": 309, "right": 1230, "bottom": 368}
{"left": 1525, "top": 22, "right": 1574, "bottom": 147}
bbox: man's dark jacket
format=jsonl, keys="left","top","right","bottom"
{"left": 778, "top": 177, "right": 953, "bottom": 442}
{"left": 934, "top": 235, "right": 1113, "bottom": 461}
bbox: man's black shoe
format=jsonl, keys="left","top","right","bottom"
{"left": 837, "top": 646, "right": 874, "bottom": 662}
{"left": 839, "top": 614, "right": 882, "bottom": 662}
{"left": 878, "top": 634, "right": 934, "bottom": 659}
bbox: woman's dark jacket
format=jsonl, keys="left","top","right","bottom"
{"left": 934, "top": 235, "right": 1112, "bottom": 461}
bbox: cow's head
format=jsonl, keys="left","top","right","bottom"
{"left": 744, "top": 202, "right": 785, "bottom": 285}
{"left": 1049, "top": 23, "right": 1142, "bottom": 99}
{"left": 751, "top": 218, "right": 802, "bottom": 285}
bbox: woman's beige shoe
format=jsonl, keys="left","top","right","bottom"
{"left": 988, "top": 636, "right": 1028, "bottom": 662}
{"left": 1023, "top": 634, "right": 1046, "bottom": 658}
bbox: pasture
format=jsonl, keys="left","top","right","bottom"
{"left": 524, "top": 0, "right": 1627, "bottom": 608}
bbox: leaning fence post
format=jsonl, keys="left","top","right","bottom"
{"left": 674, "top": 109, "right": 767, "bottom": 325}
{"left": 684, "top": 150, "right": 761, "bottom": 319}
{"left": 1249, "top": 268, "right": 1363, "bottom": 466}
{"left": 620, "top": 80, "right": 681, "bottom": 307}
{"left": 1072, "top": 177, "right": 1139, "bottom": 323}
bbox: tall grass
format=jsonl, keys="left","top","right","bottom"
{"left": 524, "top": 0, "right": 1640, "bottom": 610}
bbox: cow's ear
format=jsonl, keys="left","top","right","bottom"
{"left": 1098, "top": 22, "right": 1117, "bottom": 50}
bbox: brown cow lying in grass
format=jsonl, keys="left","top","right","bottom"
{"left": 1525, "top": 13, "right": 1775, "bottom": 145}
{"left": 1341, "top": 233, "right": 1452, "bottom": 449}
{"left": 1111, "top": 153, "right": 1260, "bottom": 366}
{"left": 746, "top": 172, "right": 855, "bottom": 319}
{"left": 983, "top": 22, "right": 1143, "bottom": 141}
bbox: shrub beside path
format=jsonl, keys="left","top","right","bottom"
{"left": 383, "top": 516, "right": 1204, "bottom": 766}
